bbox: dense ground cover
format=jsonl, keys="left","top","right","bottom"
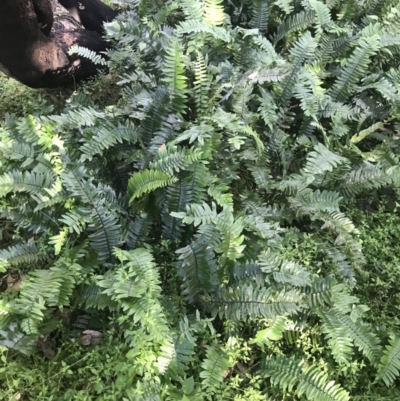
{"left": 1, "top": 0, "right": 400, "bottom": 400}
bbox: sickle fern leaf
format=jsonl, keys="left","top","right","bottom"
{"left": 272, "top": 11, "right": 316, "bottom": 44}
{"left": 163, "top": 38, "right": 188, "bottom": 116}
{"left": 203, "top": 0, "right": 225, "bottom": 26}
{"left": 302, "top": 143, "right": 348, "bottom": 177}
{"left": 305, "top": 275, "right": 335, "bottom": 308}
{"left": 319, "top": 309, "right": 356, "bottom": 365}
{"left": 149, "top": 145, "right": 203, "bottom": 175}
{"left": 0, "top": 170, "right": 54, "bottom": 198}
{"left": 0, "top": 243, "right": 44, "bottom": 272}
{"left": 262, "top": 356, "right": 350, "bottom": 401}
{"left": 309, "top": 0, "right": 332, "bottom": 36}
{"left": 377, "top": 336, "right": 400, "bottom": 386}
{"left": 125, "top": 213, "right": 152, "bottom": 249}
{"left": 177, "top": 20, "right": 231, "bottom": 42}
{"left": 193, "top": 52, "right": 210, "bottom": 117}
{"left": 323, "top": 309, "right": 382, "bottom": 365}
{"left": 139, "top": 87, "right": 171, "bottom": 146}
{"left": 331, "top": 36, "right": 380, "bottom": 102}
{"left": 128, "top": 170, "right": 178, "bottom": 201}
{"left": 176, "top": 236, "right": 219, "bottom": 303}
{"left": 211, "top": 285, "right": 302, "bottom": 320}
{"left": 77, "top": 283, "right": 118, "bottom": 310}
{"left": 88, "top": 206, "right": 121, "bottom": 261}
{"left": 200, "top": 345, "right": 231, "bottom": 388}
{"left": 0, "top": 323, "right": 38, "bottom": 355}
{"left": 252, "top": 315, "right": 287, "bottom": 344}
{"left": 276, "top": 0, "right": 294, "bottom": 15}
{"left": 80, "top": 123, "right": 139, "bottom": 162}
{"left": 250, "top": 0, "right": 269, "bottom": 32}
{"left": 278, "top": 32, "right": 318, "bottom": 106}
{"left": 158, "top": 334, "right": 195, "bottom": 377}
{"left": 180, "top": 0, "right": 204, "bottom": 20}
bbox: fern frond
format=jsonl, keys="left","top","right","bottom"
{"left": 125, "top": 213, "right": 152, "bottom": 249}
{"left": 0, "top": 323, "right": 37, "bottom": 355}
{"left": 331, "top": 36, "right": 380, "bottom": 102}
{"left": 0, "top": 170, "right": 54, "bottom": 198}
{"left": 278, "top": 32, "right": 318, "bottom": 106}
{"left": 177, "top": 20, "right": 231, "bottom": 42}
{"left": 309, "top": 0, "right": 332, "bottom": 35}
{"left": 200, "top": 345, "right": 231, "bottom": 388}
{"left": 258, "top": 250, "right": 311, "bottom": 287}
{"left": 88, "top": 206, "right": 121, "bottom": 261}
{"left": 128, "top": 170, "right": 177, "bottom": 201}
{"left": 272, "top": 11, "right": 315, "bottom": 44}
{"left": 77, "top": 284, "right": 118, "bottom": 310}
{"left": 252, "top": 315, "right": 287, "bottom": 344}
{"left": 149, "top": 145, "right": 203, "bottom": 175}
{"left": 0, "top": 243, "right": 44, "bottom": 271}
{"left": 211, "top": 285, "right": 302, "bottom": 320}
{"left": 68, "top": 45, "right": 107, "bottom": 66}
{"left": 193, "top": 52, "right": 211, "bottom": 116}
{"left": 176, "top": 236, "right": 219, "bottom": 303}
{"left": 163, "top": 38, "right": 188, "bottom": 115}
{"left": 377, "top": 336, "right": 400, "bottom": 386}
{"left": 80, "top": 123, "right": 138, "bottom": 161}
{"left": 250, "top": 0, "right": 269, "bottom": 31}
{"left": 327, "top": 309, "right": 382, "bottom": 365}
{"left": 180, "top": 0, "right": 203, "bottom": 20}
{"left": 319, "top": 309, "right": 355, "bottom": 365}
{"left": 289, "top": 189, "right": 342, "bottom": 217}
{"left": 203, "top": 0, "right": 225, "bottom": 26}
{"left": 302, "top": 143, "right": 348, "bottom": 177}
{"left": 263, "top": 356, "right": 350, "bottom": 401}
{"left": 158, "top": 334, "right": 195, "bottom": 378}
{"left": 306, "top": 275, "right": 335, "bottom": 308}
{"left": 139, "top": 87, "right": 171, "bottom": 146}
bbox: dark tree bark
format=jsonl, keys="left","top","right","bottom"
{"left": 58, "top": 0, "right": 119, "bottom": 34}
{"left": 0, "top": 0, "right": 117, "bottom": 88}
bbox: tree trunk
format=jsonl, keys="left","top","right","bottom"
{"left": 0, "top": 0, "right": 117, "bottom": 88}
{"left": 58, "top": 0, "right": 119, "bottom": 34}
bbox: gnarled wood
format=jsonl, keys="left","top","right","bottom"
{"left": 32, "top": 0, "right": 54, "bottom": 36}
{"left": 57, "top": 0, "right": 118, "bottom": 34}
{"left": 0, "top": 0, "right": 117, "bottom": 88}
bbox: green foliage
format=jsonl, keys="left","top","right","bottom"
{"left": 2, "top": 0, "right": 400, "bottom": 400}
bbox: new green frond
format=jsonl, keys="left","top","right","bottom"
{"left": 203, "top": 0, "right": 225, "bottom": 26}
{"left": 128, "top": 170, "right": 177, "bottom": 201}
{"left": 163, "top": 38, "right": 188, "bottom": 115}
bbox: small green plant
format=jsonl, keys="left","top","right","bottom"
{"left": 1, "top": 0, "right": 400, "bottom": 400}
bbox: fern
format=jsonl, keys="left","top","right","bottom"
{"left": 211, "top": 285, "right": 302, "bottom": 320}
{"left": 200, "top": 345, "right": 231, "bottom": 388}
{"left": 377, "top": 336, "right": 400, "bottom": 386}
{"left": 250, "top": 0, "right": 269, "bottom": 32}
{"left": 319, "top": 309, "right": 356, "bottom": 365}
{"left": 68, "top": 45, "right": 107, "bottom": 66}
{"left": 203, "top": 0, "right": 225, "bottom": 26}
{"left": 176, "top": 235, "right": 219, "bottom": 302}
{"left": 252, "top": 315, "right": 287, "bottom": 344}
{"left": 263, "top": 356, "right": 350, "bottom": 401}
{"left": 0, "top": 243, "right": 44, "bottom": 272}
{"left": 272, "top": 11, "right": 316, "bottom": 44}
{"left": 324, "top": 309, "right": 382, "bottom": 365}
{"left": 331, "top": 36, "right": 380, "bottom": 101}
{"left": 163, "top": 38, "right": 188, "bottom": 115}
{"left": 128, "top": 170, "right": 178, "bottom": 201}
